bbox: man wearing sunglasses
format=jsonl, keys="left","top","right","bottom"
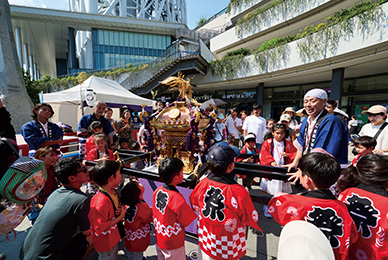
{"left": 21, "top": 157, "right": 92, "bottom": 260}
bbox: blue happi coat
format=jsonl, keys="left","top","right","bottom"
{"left": 297, "top": 113, "right": 348, "bottom": 164}
{"left": 21, "top": 120, "right": 63, "bottom": 157}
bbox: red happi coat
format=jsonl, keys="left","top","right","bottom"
{"left": 260, "top": 138, "right": 296, "bottom": 166}
{"left": 236, "top": 144, "right": 260, "bottom": 163}
{"left": 338, "top": 184, "right": 388, "bottom": 260}
{"left": 152, "top": 184, "right": 197, "bottom": 250}
{"left": 85, "top": 147, "right": 116, "bottom": 161}
{"left": 268, "top": 190, "right": 358, "bottom": 260}
{"left": 351, "top": 154, "right": 362, "bottom": 166}
{"left": 236, "top": 144, "right": 260, "bottom": 179}
{"left": 89, "top": 191, "right": 121, "bottom": 252}
{"left": 190, "top": 173, "right": 262, "bottom": 260}
{"left": 124, "top": 201, "right": 153, "bottom": 252}
{"left": 85, "top": 135, "right": 96, "bottom": 155}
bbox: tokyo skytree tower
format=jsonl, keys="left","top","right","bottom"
{"left": 69, "top": 0, "right": 187, "bottom": 24}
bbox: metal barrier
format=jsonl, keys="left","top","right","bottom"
{"left": 85, "top": 149, "right": 298, "bottom": 205}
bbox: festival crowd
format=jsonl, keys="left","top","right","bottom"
{"left": 0, "top": 88, "right": 387, "bottom": 260}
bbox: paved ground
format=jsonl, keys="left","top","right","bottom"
{"left": 0, "top": 145, "right": 356, "bottom": 259}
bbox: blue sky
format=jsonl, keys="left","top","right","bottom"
{"left": 8, "top": 0, "right": 229, "bottom": 29}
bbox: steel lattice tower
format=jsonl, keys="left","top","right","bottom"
{"left": 69, "top": 0, "right": 187, "bottom": 24}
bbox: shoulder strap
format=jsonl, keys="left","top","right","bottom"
{"left": 99, "top": 189, "right": 119, "bottom": 217}
{"left": 373, "top": 122, "right": 387, "bottom": 140}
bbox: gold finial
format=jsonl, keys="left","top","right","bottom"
{"left": 159, "top": 72, "right": 195, "bottom": 102}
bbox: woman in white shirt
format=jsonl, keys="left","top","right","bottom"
{"left": 359, "top": 105, "right": 388, "bottom": 154}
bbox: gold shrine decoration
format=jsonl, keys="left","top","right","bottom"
{"left": 159, "top": 73, "right": 201, "bottom": 107}
{"left": 160, "top": 72, "right": 193, "bottom": 99}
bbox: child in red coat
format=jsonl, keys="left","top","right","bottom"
{"left": 237, "top": 133, "right": 260, "bottom": 190}
{"left": 350, "top": 136, "right": 376, "bottom": 166}
{"left": 85, "top": 133, "right": 116, "bottom": 196}
{"left": 190, "top": 142, "right": 263, "bottom": 260}
{"left": 153, "top": 158, "right": 197, "bottom": 259}
{"left": 260, "top": 123, "right": 296, "bottom": 195}
{"left": 237, "top": 133, "right": 260, "bottom": 163}
{"left": 85, "top": 133, "right": 116, "bottom": 162}
{"left": 121, "top": 181, "right": 152, "bottom": 260}
{"left": 85, "top": 121, "right": 103, "bottom": 155}
{"left": 88, "top": 160, "right": 127, "bottom": 258}
{"left": 269, "top": 153, "right": 358, "bottom": 260}
{"left": 337, "top": 154, "right": 388, "bottom": 259}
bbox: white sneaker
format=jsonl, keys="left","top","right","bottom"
{"left": 263, "top": 205, "right": 272, "bottom": 218}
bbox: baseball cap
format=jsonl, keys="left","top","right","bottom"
{"left": 279, "top": 114, "right": 291, "bottom": 122}
{"left": 207, "top": 142, "right": 239, "bottom": 168}
{"left": 244, "top": 133, "right": 256, "bottom": 142}
{"left": 218, "top": 113, "right": 225, "bottom": 120}
{"left": 362, "top": 105, "right": 387, "bottom": 115}
{"left": 277, "top": 221, "right": 334, "bottom": 260}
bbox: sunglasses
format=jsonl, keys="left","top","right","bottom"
{"left": 77, "top": 167, "right": 88, "bottom": 174}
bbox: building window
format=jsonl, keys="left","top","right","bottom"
{"left": 92, "top": 29, "right": 172, "bottom": 70}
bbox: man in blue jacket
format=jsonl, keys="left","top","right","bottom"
{"left": 287, "top": 88, "right": 348, "bottom": 168}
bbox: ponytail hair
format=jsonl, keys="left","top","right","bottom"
{"left": 336, "top": 165, "right": 361, "bottom": 193}
{"left": 337, "top": 154, "right": 388, "bottom": 193}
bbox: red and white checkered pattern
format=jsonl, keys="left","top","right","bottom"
{"left": 198, "top": 224, "right": 246, "bottom": 259}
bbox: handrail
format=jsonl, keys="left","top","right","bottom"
{"left": 122, "top": 37, "right": 213, "bottom": 90}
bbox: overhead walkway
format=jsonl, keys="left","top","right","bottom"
{"left": 121, "top": 37, "right": 214, "bottom": 96}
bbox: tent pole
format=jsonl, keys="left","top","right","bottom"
{"left": 80, "top": 82, "right": 84, "bottom": 116}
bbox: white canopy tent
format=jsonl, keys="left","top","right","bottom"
{"left": 42, "top": 76, "right": 154, "bottom": 129}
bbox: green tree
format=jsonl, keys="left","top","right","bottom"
{"left": 22, "top": 69, "right": 41, "bottom": 104}
{"left": 196, "top": 16, "right": 208, "bottom": 29}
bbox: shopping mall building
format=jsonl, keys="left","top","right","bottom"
{"left": 9, "top": 0, "right": 388, "bottom": 122}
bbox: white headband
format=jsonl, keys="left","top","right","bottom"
{"left": 304, "top": 89, "right": 328, "bottom": 100}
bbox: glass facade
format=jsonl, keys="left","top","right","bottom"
{"left": 92, "top": 29, "right": 172, "bottom": 70}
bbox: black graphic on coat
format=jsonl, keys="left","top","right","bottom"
{"left": 305, "top": 207, "right": 343, "bottom": 248}
{"left": 156, "top": 190, "right": 169, "bottom": 214}
{"left": 125, "top": 205, "right": 138, "bottom": 223}
{"left": 344, "top": 194, "right": 378, "bottom": 238}
{"left": 202, "top": 186, "right": 225, "bottom": 221}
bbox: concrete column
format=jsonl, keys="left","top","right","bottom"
{"left": 23, "top": 44, "right": 29, "bottom": 72}
{"left": 85, "top": 31, "right": 94, "bottom": 69}
{"left": 256, "top": 83, "right": 264, "bottom": 106}
{"left": 29, "top": 54, "right": 33, "bottom": 77}
{"left": 14, "top": 27, "right": 23, "bottom": 68}
{"left": 68, "top": 27, "right": 77, "bottom": 70}
{"left": 34, "top": 63, "right": 38, "bottom": 80}
{"left": 330, "top": 68, "right": 344, "bottom": 107}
